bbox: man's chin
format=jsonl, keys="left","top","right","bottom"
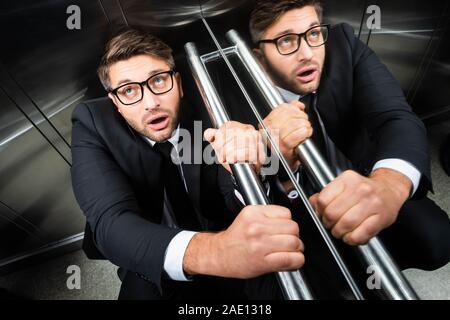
{"left": 144, "top": 126, "right": 175, "bottom": 142}
{"left": 294, "top": 80, "right": 320, "bottom": 96}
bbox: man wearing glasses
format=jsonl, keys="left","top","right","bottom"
{"left": 249, "top": 0, "right": 450, "bottom": 274}
{"left": 71, "top": 29, "right": 306, "bottom": 299}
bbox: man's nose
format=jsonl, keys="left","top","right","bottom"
{"left": 296, "top": 38, "right": 314, "bottom": 62}
{"left": 142, "top": 86, "right": 160, "bottom": 111}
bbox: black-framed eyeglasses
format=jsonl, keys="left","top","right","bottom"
{"left": 258, "top": 24, "right": 330, "bottom": 56}
{"left": 110, "top": 70, "right": 175, "bottom": 106}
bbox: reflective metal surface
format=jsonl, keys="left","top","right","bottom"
{"left": 0, "top": 0, "right": 108, "bottom": 265}
{"left": 364, "top": 0, "right": 450, "bottom": 117}
{"left": 0, "top": 85, "right": 83, "bottom": 262}
{"left": 121, "top": 0, "right": 248, "bottom": 27}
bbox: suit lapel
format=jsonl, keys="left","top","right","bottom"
{"left": 316, "top": 68, "right": 341, "bottom": 143}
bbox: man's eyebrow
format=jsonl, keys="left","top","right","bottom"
{"left": 115, "top": 68, "right": 168, "bottom": 87}
{"left": 148, "top": 68, "right": 167, "bottom": 76}
{"left": 273, "top": 21, "right": 321, "bottom": 38}
{"left": 115, "top": 78, "right": 133, "bottom": 87}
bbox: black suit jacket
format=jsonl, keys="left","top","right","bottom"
{"left": 70, "top": 97, "right": 240, "bottom": 293}
{"left": 313, "top": 23, "right": 431, "bottom": 196}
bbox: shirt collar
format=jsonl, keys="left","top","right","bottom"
{"left": 142, "top": 124, "right": 180, "bottom": 147}
{"left": 276, "top": 86, "right": 302, "bottom": 102}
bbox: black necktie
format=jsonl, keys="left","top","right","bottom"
{"left": 300, "top": 94, "right": 328, "bottom": 159}
{"left": 155, "top": 141, "right": 201, "bottom": 231}
{"left": 299, "top": 94, "right": 353, "bottom": 193}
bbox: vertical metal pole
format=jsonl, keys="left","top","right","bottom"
{"left": 185, "top": 42, "right": 314, "bottom": 300}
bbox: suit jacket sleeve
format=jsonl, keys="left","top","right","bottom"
{"left": 341, "top": 23, "right": 432, "bottom": 197}
{"left": 70, "top": 103, "right": 181, "bottom": 291}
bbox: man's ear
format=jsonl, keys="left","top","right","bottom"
{"left": 108, "top": 92, "right": 122, "bottom": 114}
{"left": 175, "top": 72, "right": 184, "bottom": 98}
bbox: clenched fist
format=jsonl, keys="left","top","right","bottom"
{"left": 309, "top": 169, "right": 412, "bottom": 245}
{"left": 262, "top": 101, "right": 313, "bottom": 170}
{"left": 204, "top": 121, "right": 266, "bottom": 173}
{"left": 183, "top": 205, "right": 305, "bottom": 278}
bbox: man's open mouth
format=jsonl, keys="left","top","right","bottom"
{"left": 300, "top": 70, "right": 314, "bottom": 77}
{"left": 147, "top": 115, "right": 170, "bottom": 131}
{"left": 296, "top": 66, "right": 318, "bottom": 83}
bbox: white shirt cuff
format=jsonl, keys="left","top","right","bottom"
{"left": 372, "top": 159, "right": 421, "bottom": 196}
{"left": 163, "top": 230, "right": 198, "bottom": 281}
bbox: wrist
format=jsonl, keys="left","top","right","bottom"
{"left": 370, "top": 168, "right": 411, "bottom": 203}
{"left": 183, "top": 232, "right": 221, "bottom": 277}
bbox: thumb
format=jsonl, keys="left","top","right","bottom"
{"left": 261, "top": 205, "right": 292, "bottom": 220}
{"left": 204, "top": 128, "right": 217, "bottom": 143}
{"left": 291, "top": 100, "right": 305, "bottom": 111}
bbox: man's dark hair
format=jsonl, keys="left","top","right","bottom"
{"left": 97, "top": 29, "right": 175, "bottom": 91}
{"left": 249, "top": 0, "right": 323, "bottom": 43}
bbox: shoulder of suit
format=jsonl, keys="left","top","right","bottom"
{"left": 72, "top": 97, "right": 118, "bottom": 124}
{"left": 326, "top": 23, "right": 364, "bottom": 59}
{"left": 330, "top": 23, "right": 357, "bottom": 43}
{"left": 76, "top": 97, "right": 114, "bottom": 114}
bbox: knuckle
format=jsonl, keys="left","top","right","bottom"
{"left": 371, "top": 196, "right": 383, "bottom": 209}
{"left": 317, "top": 193, "right": 329, "bottom": 209}
{"left": 281, "top": 206, "right": 292, "bottom": 219}
{"left": 342, "top": 170, "right": 355, "bottom": 180}
{"left": 347, "top": 233, "right": 364, "bottom": 245}
{"left": 331, "top": 227, "right": 341, "bottom": 239}
{"left": 246, "top": 223, "right": 262, "bottom": 238}
{"left": 340, "top": 215, "right": 356, "bottom": 230}
{"left": 298, "top": 239, "right": 305, "bottom": 252}
{"left": 293, "top": 237, "right": 302, "bottom": 251}
{"left": 301, "top": 110, "right": 308, "bottom": 118}
{"left": 286, "top": 236, "right": 299, "bottom": 250}
{"left": 324, "top": 208, "right": 339, "bottom": 223}
{"left": 290, "top": 221, "right": 300, "bottom": 236}
{"left": 241, "top": 206, "right": 254, "bottom": 219}
{"left": 359, "top": 182, "right": 373, "bottom": 194}
{"left": 344, "top": 233, "right": 356, "bottom": 245}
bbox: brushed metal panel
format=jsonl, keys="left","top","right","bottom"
{"left": 0, "top": 0, "right": 109, "bottom": 145}
{"left": 322, "top": 0, "right": 367, "bottom": 37}
{"left": 0, "top": 87, "right": 84, "bottom": 261}
{"left": 363, "top": 0, "right": 449, "bottom": 114}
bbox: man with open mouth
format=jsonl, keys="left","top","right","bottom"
{"left": 70, "top": 29, "right": 307, "bottom": 300}
{"left": 245, "top": 0, "right": 450, "bottom": 297}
